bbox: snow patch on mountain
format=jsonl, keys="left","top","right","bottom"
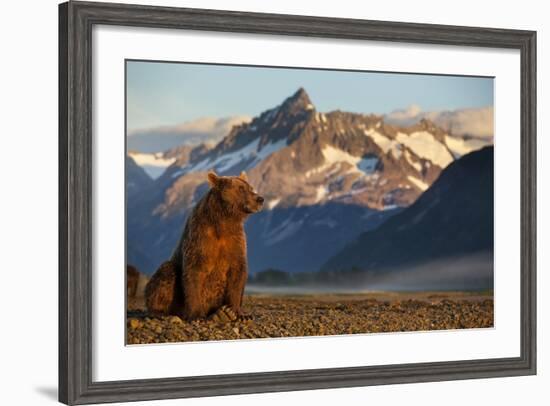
{"left": 322, "top": 145, "right": 361, "bottom": 167}
{"left": 306, "top": 145, "right": 381, "bottom": 179}
{"left": 248, "top": 138, "right": 288, "bottom": 168}
{"left": 365, "top": 127, "right": 455, "bottom": 168}
{"left": 192, "top": 138, "right": 260, "bottom": 172}
{"left": 189, "top": 137, "right": 287, "bottom": 173}
{"left": 128, "top": 152, "right": 176, "bottom": 179}
{"left": 364, "top": 129, "right": 392, "bottom": 152}
{"left": 407, "top": 175, "right": 429, "bottom": 191}
{"left": 364, "top": 128, "right": 402, "bottom": 159}
{"left": 315, "top": 185, "right": 328, "bottom": 203}
{"left": 267, "top": 198, "right": 281, "bottom": 210}
{"left": 396, "top": 131, "right": 454, "bottom": 168}
{"left": 445, "top": 135, "right": 491, "bottom": 158}
{"left": 405, "top": 150, "right": 422, "bottom": 172}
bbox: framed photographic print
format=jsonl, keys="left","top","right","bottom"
{"left": 59, "top": 1, "right": 536, "bottom": 404}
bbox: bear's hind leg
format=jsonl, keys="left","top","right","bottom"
{"left": 145, "top": 261, "right": 178, "bottom": 316}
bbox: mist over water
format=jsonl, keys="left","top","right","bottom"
{"left": 245, "top": 252, "right": 494, "bottom": 295}
{"left": 361, "top": 252, "right": 493, "bottom": 291}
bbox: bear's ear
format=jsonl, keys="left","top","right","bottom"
{"left": 239, "top": 171, "right": 248, "bottom": 181}
{"left": 207, "top": 171, "right": 219, "bottom": 188}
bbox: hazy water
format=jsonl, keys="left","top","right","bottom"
{"left": 245, "top": 252, "right": 493, "bottom": 295}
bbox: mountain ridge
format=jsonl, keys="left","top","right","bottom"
{"left": 321, "top": 146, "right": 494, "bottom": 289}
{"left": 127, "top": 88, "right": 493, "bottom": 276}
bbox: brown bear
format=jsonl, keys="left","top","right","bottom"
{"left": 145, "top": 171, "right": 264, "bottom": 321}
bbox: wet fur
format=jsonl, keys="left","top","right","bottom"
{"left": 145, "top": 172, "right": 263, "bottom": 320}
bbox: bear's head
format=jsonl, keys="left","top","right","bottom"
{"left": 207, "top": 171, "right": 264, "bottom": 215}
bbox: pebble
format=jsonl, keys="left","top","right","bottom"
{"left": 128, "top": 318, "right": 142, "bottom": 330}
{"left": 169, "top": 316, "right": 183, "bottom": 325}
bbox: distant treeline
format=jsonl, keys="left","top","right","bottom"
{"left": 247, "top": 267, "right": 365, "bottom": 287}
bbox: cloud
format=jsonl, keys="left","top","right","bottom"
{"left": 384, "top": 104, "right": 422, "bottom": 121}
{"left": 385, "top": 105, "right": 494, "bottom": 139}
{"left": 127, "top": 115, "right": 251, "bottom": 153}
{"left": 133, "top": 116, "right": 251, "bottom": 136}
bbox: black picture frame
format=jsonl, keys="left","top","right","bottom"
{"left": 59, "top": 1, "right": 537, "bottom": 404}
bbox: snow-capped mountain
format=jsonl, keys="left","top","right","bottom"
{"left": 153, "top": 88, "right": 488, "bottom": 213}
{"left": 127, "top": 88, "right": 493, "bottom": 275}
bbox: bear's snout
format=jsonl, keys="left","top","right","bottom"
{"left": 256, "top": 196, "right": 264, "bottom": 204}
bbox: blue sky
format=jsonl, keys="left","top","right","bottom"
{"left": 127, "top": 60, "right": 494, "bottom": 132}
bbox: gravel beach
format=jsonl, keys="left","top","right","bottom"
{"left": 126, "top": 291, "right": 493, "bottom": 344}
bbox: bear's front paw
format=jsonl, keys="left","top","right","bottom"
{"left": 209, "top": 305, "right": 238, "bottom": 323}
{"left": 237, "top": 312, "right": 253, "bottom": 322}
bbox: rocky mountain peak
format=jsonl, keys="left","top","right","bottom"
{"left": 181, "top": 88, "right": 317, "bottom": 172}
{"left": 279, "top": 87, "right": 315, "bottom": 116}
